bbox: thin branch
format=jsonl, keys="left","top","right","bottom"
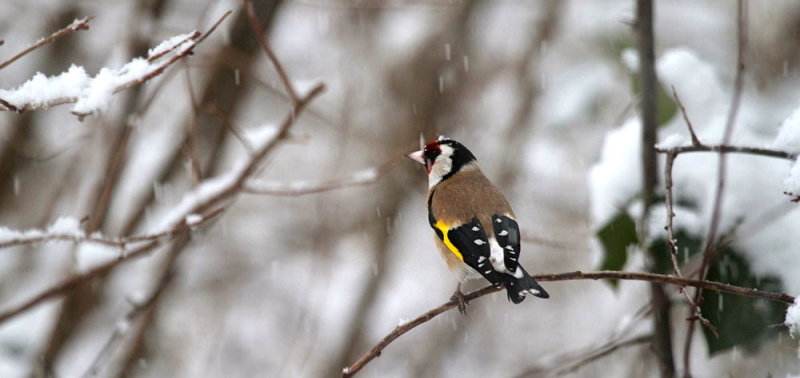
{"left": 663, "top": 151, "right": 684, "bottom": 277}
{"left": 0, "top": 16, "right": 94, "bottom": 71}
{"left": 684, "top": 2, "right": 747, "bottom": 375}
{"left": 0, "top": 208, "right": 223, "bottom": 324}
{"left": 0, "top": 82, "right": 325, "bottom": 326}
{"left": 0, "top": 207, "right": 223, "bottom": 250}
{"left": 245, "top": 0, "right": 299, "bottom": 103}
{"left": 671, "top": 86, "right": 702, "bottom": 146}
{"left": 244, "top": 158, "right": 400, "bottom": 196}
{"left": 341, "top": 269, "right": 794, "bottom": 377}
{"left": 554, "top": 335, "right": 652, "bottom": 376}
{"left": 81, "top": 268, "right": 175, "bottom": 378}
{"left": 656, "top": 144, "right": 796, "bottom": 160}
{"left": 516, "top": 304, "right": 652, "bottom": 377}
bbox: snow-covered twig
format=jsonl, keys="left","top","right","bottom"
{"left": 244, "top": 159, "right": 398, "bottom": 196}
{"left": 342, "top": 270, "right": 795, "bottom": 378}
{"left": 0, "top": 208, "right": 222, "bottom": 250}
{"left": 0, "top": 16, "right": 94, "bottom": 71}
{"left": 0, "top": 23, "right": 205, "bottom": 119}
{"left": 0, "top": 65, "right": 324, "bottom": 329}
{"left": 0, "top": 208, "right": 223, "bottom": 324}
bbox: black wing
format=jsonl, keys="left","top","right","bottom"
{"left": 432, "top": 217, "right": 503, "bottom": 287}
{"left": 492, "top": 214, "right": 521, "bottom": 275}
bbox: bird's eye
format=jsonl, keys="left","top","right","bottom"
{"left": 424, "top": 148, "right": 440, "bottom": 163}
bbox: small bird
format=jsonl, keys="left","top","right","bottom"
{"left": 408, "top": 136, "right": 548, "bottom": 312}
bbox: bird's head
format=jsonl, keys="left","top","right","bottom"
{"left": 407, "top": 136, "right": 477, "bottom": 187}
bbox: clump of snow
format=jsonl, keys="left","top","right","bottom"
{"left": 621, "top": 48, "right": 638, "bottom": 72}
{"left": 589, "top": 119, "right": 642, "bottom": 225}
{"left": 72, "top": 68, "right": 116, "bottom": 114}
{"left": 786, "top": 298, "right": 800, "bottom": 338}
{"left": 656, "top": 134, "right": 688, "bottom": 150}
{"left": 0, "top": 217, "right": 84, "bottom": 246}
{"left": 147, "top": 31, "right": 197, "bottom": 58}
{"left": 244, "top": 124, "right": 280, "bottom": 147}
{"left": 772, "top": 104, "right": 800, "bottom": 154}
{"left": 0, "top": 65, "right": 88, "bottom": 109}
{"left": 76, "top": 243, "right": 119, "bottom": 272}
{"left": 156, "top": 163, "right": 243, "bottom": 231}
{"left": 47, "top": 217, "right": 83, "bottom": 237}
{"left": 657, "top": 48, "right": 726, "bottom": 138}
{"left": 185, "top": 214, "right": 203, "bottom": 226}
{"left": 0, "top": 32, "right": 197, "bottom": 117}
{"left": 785, "top": 158, "right": 800, "bottom": 196}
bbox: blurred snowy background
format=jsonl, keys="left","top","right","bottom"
{"left": 1, "top": 0, "right": 800, "bottom": 377}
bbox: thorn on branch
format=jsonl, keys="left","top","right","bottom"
{"left": 671, "top": 85, "right": 703, "bottom": 147}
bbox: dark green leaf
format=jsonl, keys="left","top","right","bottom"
{"left": 700, "top": 252, "right": 785, "bottom": 355}
{"left": 596, "top": 212, "right": 638, "bottom": 288}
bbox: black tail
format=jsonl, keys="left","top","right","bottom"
{"left": 503, "top": 266, "right": 549, "bottom": 304}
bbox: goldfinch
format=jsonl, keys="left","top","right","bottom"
{"left": 408, "top": 136, "right": 549, "bottom": 310}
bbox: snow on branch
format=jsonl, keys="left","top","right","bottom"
{"left": 0, "top": 26, "right": 201, "bottom": 119}
{"left": 786, "top": 298, "right": 800, "bottom": 337}
{"left": 244, "top": 159, "right": 398, "bottom": 196}
{"left": 0, "top": 209, "right": 222, "bottom": 251}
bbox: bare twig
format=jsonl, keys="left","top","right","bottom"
{"left": 0, "top": 16, "right": 94, "bottom": 71}
{"left": 516, "top": 304, "right": 652, "bottom": 377}
{"left": 81, "top": 268, "right": 175, "bottom": 378}
{"left": 671, "top": 86, "right": 702, "bottom": 146}
{"left": 663, "top": 151, "right": 684, "bottom": 276}
{"left": 656, "top": 144, "right": 796, "bottom": 160}
{"left": 341, "top": 269, "right": 794, "bottom": 377}
{"left": 245, "top": 0, "right": 299, "bottom": 103}
{"left": 553, "top": 335, "right": 653, "bottom": 376}
{"left": 684, "top": 2, "right": 747, "bottom": 375}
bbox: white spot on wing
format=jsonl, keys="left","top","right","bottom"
{"left": 505, "top": 246, "right": 514, "bottom": 251}
{"left": 498, "top": 230, "right": 508, "bottom": 236}
{"left": 488, "top": 237, "right": 508, "bottom": 273}
{"left": 472, "top": 226, "right": 479, "bottom": 231}
{"left": 474, "top": 239, "right": 485, "bottom": 245}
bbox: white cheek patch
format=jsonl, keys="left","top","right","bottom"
{"left": 428, "top": 145, "right": 454, "bottom": 188}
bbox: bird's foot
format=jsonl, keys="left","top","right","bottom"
{"left": 450, "top": 284, "right": 469, "bottom": 315}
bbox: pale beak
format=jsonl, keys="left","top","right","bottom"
{"left": 407, "top": 150, "right": 425, "bottom": 165}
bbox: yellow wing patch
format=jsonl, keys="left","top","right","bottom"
{"left": 433, "top": 221, "right": 464, "bottom": 261}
